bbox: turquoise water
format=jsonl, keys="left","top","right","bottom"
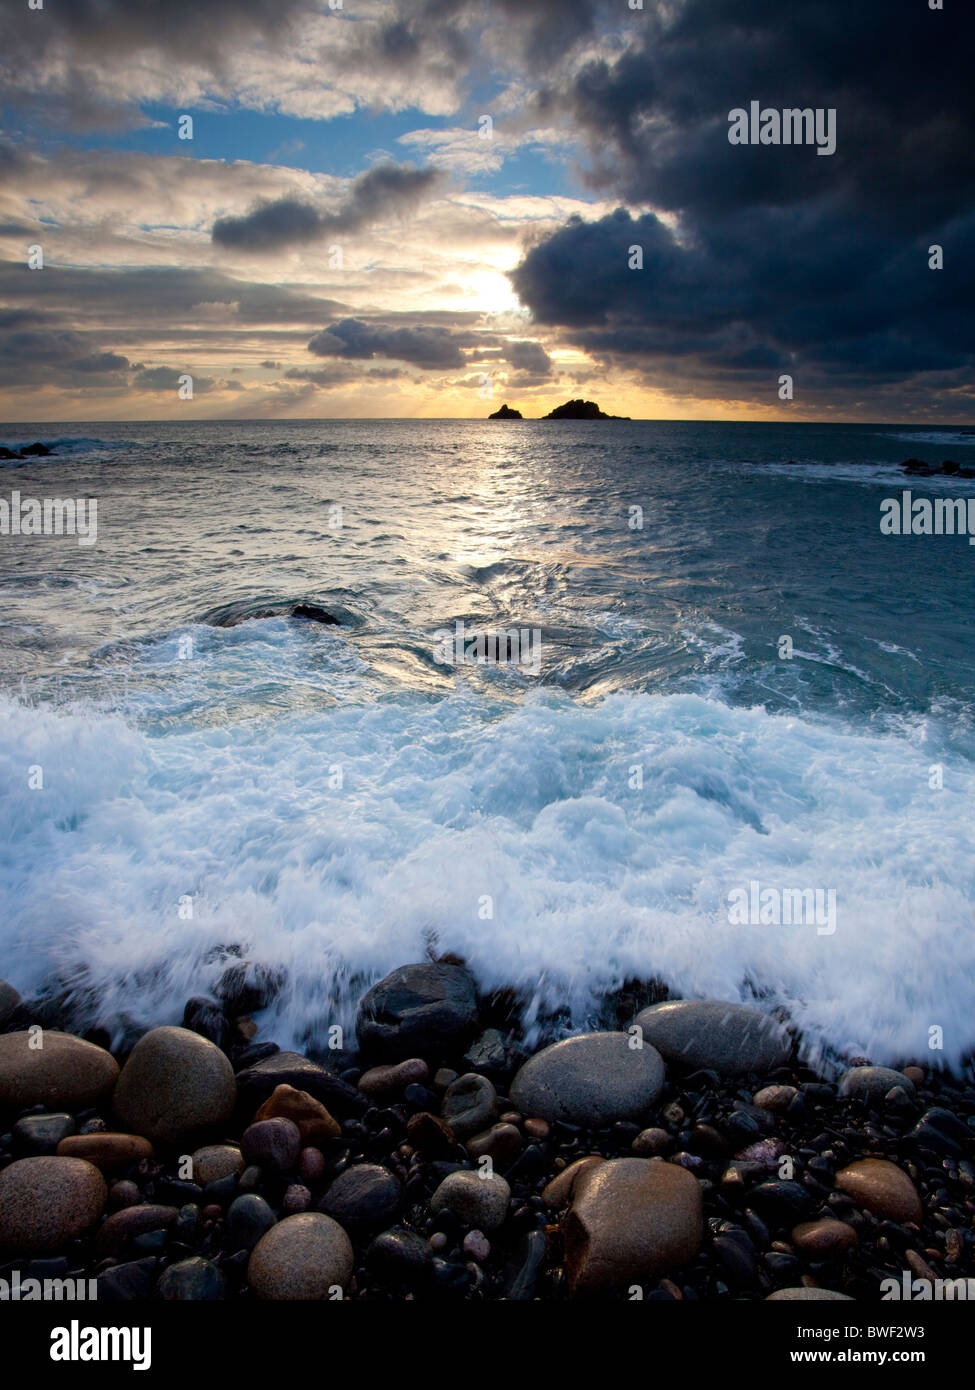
{"left": 2, "top": 419, "right": 974, "bottom": 1067}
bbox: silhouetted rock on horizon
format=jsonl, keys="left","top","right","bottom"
{"left": 488, "top": 403, "right": 523, "bottom": 419}
{"left": 542, "top": 399, "right": 629, "bottom": 420}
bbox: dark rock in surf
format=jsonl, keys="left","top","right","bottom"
{"left": 235, "top": 1050, "right": 368, "bottom": 1117}
{"left": 204, "top": 602, "right": 340, "bottom": 629}
{"left": 19, "top": 442, "right": 53, "bottom": 456}
{"left": 356, "top": 962, "right": 479, "bottom": 1061}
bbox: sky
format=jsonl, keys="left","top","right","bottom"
{"left": 0, "top": 0, "right": 972, "bottom": 422}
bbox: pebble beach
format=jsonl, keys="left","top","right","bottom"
{"left": 1, "top": 961, "right": 972, "bottom": 1303}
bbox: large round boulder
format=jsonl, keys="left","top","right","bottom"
{"left": 113, "top": 1026, "right": 235, "bottom": 1144}
{"left": 0, "top": 1156, "right": 107, "bottom": 1254}
{"left": 509, "top": 1032, "right": 665, "bottom": 1127}
{"left": 247, "top": 1213, "right": 354, "bottom": 1299}
{"left": 0, "top": 1031, "right": 118, "bottom": 1110}
{"left": 564, "top": 1157, "right": 703, "bottom": 1294}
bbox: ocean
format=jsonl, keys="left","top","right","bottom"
{"left": 2, "top": 418, "right": 975, "bottom": 1070}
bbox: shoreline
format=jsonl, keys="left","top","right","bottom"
{"left": 1, "top": 961, "right": 972, "bottom": 1302}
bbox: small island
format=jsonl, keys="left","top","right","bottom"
{"left": 486, "top": 399, "right": 629, "bottom": 420}
{"left": 543, "top": 399, "right": 629, "bottom": 420}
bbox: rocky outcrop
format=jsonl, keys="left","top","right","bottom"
{"left": 542, "top": 399, "right": 629, "bottom": 420}
{"left": 488, "top": 403, "right": 523, "bottom": 419}
{"left": 901, "top": 457, "right": 975, "bottom": 478}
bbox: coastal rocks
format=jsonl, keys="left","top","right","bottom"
{"left": 0, "top": 1156, "right": 107, "bottom": 1253}
{"left": 358, "top": 1058, "right": 429, "bottom": 1098}
{"left": 509, "top": 1032, "right": 664, "bottom": 1127}
{"left": 254, "top": 1084, "right": 340, "bottom": 1144}
{"left": 835, "top": 1159, "right": 922, "bottom": 1224}
{"left": 57, "top": 1133, "right": 153, "bottom": 1171}
{"left": 563, "top": 1158, "right": 703, "bottom": 1294}
{"left": 442, "top": 1072, "right": 497, "bottom": 1139}
{"left": 631, "top": 1000, "right": 791, "bottom": 1075}
{"left": 488, "top": 403, "right": 522, "bottom": 419}
{"left": 907, "top": 1107, "right": 972, "bottom": 1156}
{"left": 838, "top": 1066, "right": 916, "bottom": 1104}
{"left": 366, "top": 1228, "right": 433, "bottom": 1286}
{"left": 791, "top": 1219, "right": 858, "bottom": 1260}
{"left": 318, "top": 1164, "right": 402, "bottom": 1231}
{"left": 466, "top": 1123, "right": 522, "bottom": 1168}
{"left": 753, "top": 1085, "right": 798, "bottom": 1114}
{"left": 247, "top": 1213, "right": 354, "bottom": 1300}
{"left": 241, "top": 1118, "right": 301, "bottom": 1173}
{"left": 355, "top": 962, "right": 478, "bottom": 1061}
{"left": 543, "top": 399, "right": 629, "bottom": 420}
{"left": 191, "top": 1144, "right": 244, "bottom": 1185}
{"left": 203, "top": 601, "right": 340, "bottom": 629}
{"left": 0, "top": 1031, "right": 119, "bottom": 1110}
{"left": 0, "top": 978, "right": 20, "bottom": 1026}
{"left": 235, "top": 1050, "right": 366, "bottom": 1116}
{"left": 113, "top": 1026, "right": 236, "bottom": 1144}
{"left": 430, "top": 1171, "right": 510, "bottom": 1230}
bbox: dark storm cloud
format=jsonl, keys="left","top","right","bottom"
{"left": 308, "top": 318, "right": 469, "bottom": 370}
{"left": 505, "top": 339, "right": 552, "bottom": 377}
{"left": 212, "top": 163, "right": 445, "bottom": 252}
{"left": 0, "top": 327, "right": 133, "bottom": 388}
{"left": 515, "top": 0, "right": 975, "bottom": 401}
{"left": 285, "top": 364, "right": 404, "bottom": 388}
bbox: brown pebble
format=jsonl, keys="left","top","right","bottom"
{"left": 752, "top": 1084, "right": 797, "bottom": 1113}
{"left": 631, "top": 1127, "right": 670, "bottom": 1157}
{"left": 254, "top": 1084, "right": 340, "bottom": 1145}
{"left": 499, "top": 1111, "right": 521, "bottom": 1126}
{"left": 406, "top": 1111, "right": 461, "bottom": 1158}
{"left": 835, "top": 1158, "right": 922, "bottom": 1225}
{"left": 0, "top": 1156, "right": 107, "bottom": 1254}
{"left": 945, "top": 1230, "right": 963, "bottom": 1263}
{"left": 57, "top": 1133, "right": 153, "bottom": 1172}
{"left": 903, "top": 1066, "right": 924, "bottom": 1085}
{"left": 433, "top": 1068, "right": 457, "bottom": 1094}
{"left": 94, "top": 1203, "right": 179, "bottom": 1256}
{"left": 358, "top": 1058, "right": 430, "bottom": 1097}
{"left": 524, "top": 1118, "right": 549, "bottom": 1140}
{"left": 906, "top": 1249, "right": 939, "bottom": 1284}
{"left": 792, "top": 1219, "right": 858, "bottom": 1261}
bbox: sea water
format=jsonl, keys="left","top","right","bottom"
{"left": 2, "top": 418, "right": 974, "bottom": 1068}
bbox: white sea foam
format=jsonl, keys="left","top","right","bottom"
{"left": 2, "top": 673, "right": 973, "bottom": 1070}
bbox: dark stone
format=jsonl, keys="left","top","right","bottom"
{"left": 712, "top": 1235, "right": 759, "bottom": 1286}
{"left": 157, "top": 1257, "right": 225, "bottom": 1300}
{"left": 182, "top": 997, "right": 231, "bottom": 1051}
{"left": 216, "top": 961, "right": 284, "bottom": 1016}
{"left": 94, "top": 1206, "right": 179, "bottom": 1257}
{"left": 406, "top": 1112, "right": 462, "bottom": 1158}
{"left": 356, "top": 962, "right": 478, "bottom": 1061}
{"left": 318, "top": 1163, "right": 402, "bottom": 1230}
{"left": 97, "top": 1258, "right": 161, "bottom": 1301}
{"left": 235, "top": 1050, "right": 367, "bottom": 1116}
{"left": 20, "top": 442, "right": 53, "bottom": 456}
{"left": 226, "top": 1194, "right": 276, "bottom": 1252}
{"left": 462, "top": 1028, "right": 528, "bottom": 1078}
{"left": 156, "top": 1178, "right": 203, "bottom": 1206}
{"left": 488, "top": 403, "right": 523, "bottom": 420}
{"left": 11, "top": 1113, "right": 75, "bottom": 1156}
{"left": 908, "top": 1107, "right": 971, "bottom": 1157}
{"left": 542, "top": 399, "right": 629, "bottom": 420}
{"left": 750, "top": 1180, "right": 817, "bottom": 1224}
{"left": 442, "top": 1073, "right": 497, "bottom": 1140}
{"left": 241, "top": 1118, "right": 301, "bottom": 1173}
{"left": 365, "top": 1228, "right": 434, "bottom": 1285}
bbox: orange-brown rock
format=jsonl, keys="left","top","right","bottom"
{"left": 254, "top": 1084, "right": 340, "bottom": 1145}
